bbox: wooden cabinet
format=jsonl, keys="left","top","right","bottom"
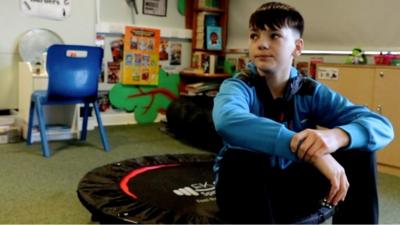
{"left": 372, "top": 68, "right": 400, "bottom": 169}
{"left": 316, "top": 65, "right": 375, "bottom": 108}
{"left": 316, "top": 63, "right": 400, "bottom": 175}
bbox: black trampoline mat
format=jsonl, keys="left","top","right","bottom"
{"left": 123, "top": 162, "right": 218, "bottom": 216}
{"left": 77, "top": 154, "right": 335, "bottom": 224}
{"left": 77, "top": 154, "right": 223, "bottom": 224}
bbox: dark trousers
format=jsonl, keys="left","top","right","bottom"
{"left": 216, "top": 148, "right": 379, "bottom": 224}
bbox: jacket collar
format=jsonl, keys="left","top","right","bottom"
{"left": 244, "top": 63, "right": 302, "bottom": 102}
{"left": 246, "top": 62, "right": 299, "bottom": 79}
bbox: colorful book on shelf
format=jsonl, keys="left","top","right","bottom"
{"left": 184, "top": 82, "right": 220, "bottom": 95}
{"left": 201, "top": 53, "right": 210, "bottom": 73}
{"left": 192, "top": 51, "right": 217, "bottom": 74}
{"left": 195, "top": 12, "right": 206, "bottom": 49}
{"left": 209, "top": 54, "right": 217, "bottom": 74}
{"left": 206, "top": 26, "right": 222, "bottom": 50}
{"left": 196, "top": 12, "right": 219, "bottom": 49}
{"left": 205, "top": 14, "right": 219, "bottom": 26}
{"left": 191, "top": 51, "right": 203, "bottom": 69}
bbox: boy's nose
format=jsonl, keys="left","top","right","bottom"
{"left": 258, "top": 40, "right": 269, "bottom": 50}
{"left": 257, "top": 35, "right": 269, "bottom": 50}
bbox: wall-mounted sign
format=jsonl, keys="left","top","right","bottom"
{"left": 143, "top": 0, "right": 167, "bottom": 17}
{"left": 20, "top": 0, "right": 71, "bottom": 20}
{"left": 317, "top": 67, "right": 339, "bottom": 81}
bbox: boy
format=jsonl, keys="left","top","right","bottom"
{"left": 212, "top": 2, "right": 394, "bottom": 224}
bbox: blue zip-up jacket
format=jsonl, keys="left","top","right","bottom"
{"left": 212, "top": 64, "right": 394, "bottom": 173}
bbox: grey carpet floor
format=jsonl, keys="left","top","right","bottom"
{"left": 0, "top": 123, "right": 399, "bottom": 224}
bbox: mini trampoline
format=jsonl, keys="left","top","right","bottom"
{"left": 77, "top": 154, "right": 335, "bottom": 224}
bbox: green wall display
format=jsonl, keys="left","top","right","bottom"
{"left": 109, "top": 68, "right": 180, "bottom": 124}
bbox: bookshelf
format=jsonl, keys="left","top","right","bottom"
{"left": 185, "top": 0, "right": 229, "bottom": 72}
{"left": 180, "top": 0, "right": 230, "bottom": 98}
{"left": 180, "top": 70, "right": 231, "bottom": 78}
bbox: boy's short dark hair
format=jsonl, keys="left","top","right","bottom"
{"left": 249, "top": 2, "right": 304, "bottom": 37}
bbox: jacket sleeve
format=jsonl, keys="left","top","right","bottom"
{"left": 312, "top": 83, "right": 394, "bottom": 151}
{"left": 212, "top": 78, "right": 298, "bottom": 160}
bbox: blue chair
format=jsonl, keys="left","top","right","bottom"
{"left": 26, "top": 44, "right": 110, "bottom": 157}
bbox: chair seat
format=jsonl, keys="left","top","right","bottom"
{"left": 32, "top": 90, "right": 96, "bottom": 105}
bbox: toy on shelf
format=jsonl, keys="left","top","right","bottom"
{"left": 345, "top": 48, "right": 367, "bottom": 64}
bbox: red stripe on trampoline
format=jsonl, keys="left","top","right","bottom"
{"left": 120, "top": 164, "right": 179, "bottom": 199}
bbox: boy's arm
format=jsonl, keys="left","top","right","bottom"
{"left": 298, "top": 83, "right": 394, "bottom": 156}
{"left": 290, "top": 128, "right": 349, "bottom": 162}
{"left": 311, "top": 153, "right": 349, "bottom": 206}
{"left": 213, "top": 78, "right": 298, "bottom": 161}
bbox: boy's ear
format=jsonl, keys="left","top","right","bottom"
{"left": 293, "top": 38, "right": 304, "bottom": 57}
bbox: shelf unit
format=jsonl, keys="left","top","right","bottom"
{"left": 179, "top": 69, "right": 230, "bottom": 97}
{"left": 180, "top": 0, "right": 230, "bottom": 99}
{"left": 186, "top": 0, "right": 229, "bottom": 54}
{"left": 185, "top": 0, "right": 229, "bottom": 72}
{"left": 180, "top": 70, "right": 231, "bottom": 78}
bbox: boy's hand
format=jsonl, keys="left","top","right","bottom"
{"left": 290, "top": 128, "right": 349, "bottom": 162}
{"left": 311, "top": 154, "right": 349, "bottom": 206}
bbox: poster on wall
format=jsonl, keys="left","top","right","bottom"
{"left": 170, "top": 42, "right": 182, "bottom": 65}
{"left": 159, "top": 38, "right": 169, "bottom": 61}
{"left": 122, "top": 26, "right": 160, "bottom": 85}
{"left": 20, "top": 0, "right": 71, "bottom": 20}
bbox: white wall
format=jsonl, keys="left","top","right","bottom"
{"left": 228, "top": 0, "right": 400, "bottom": 51}
{"left": 0, "top": 0, "right": 185, "bottom": 109}
{"left": 99, "top": 0, "right": 185, "bottom": 28}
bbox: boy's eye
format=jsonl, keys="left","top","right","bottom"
{"left": 270, "top": 33, "right": 281, "bottom": 39}
{"left": 249, "top": 33, "right": 259, "bottom": 40}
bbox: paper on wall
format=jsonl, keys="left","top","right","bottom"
{"left": 20, "top": 0, "right": 71, "bottom": 21}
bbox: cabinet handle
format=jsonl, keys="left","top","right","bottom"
{"left": 376, "top": 105, "right": 382, "bottom": 113}
{"left": 379, "top": 72, "right": 384, "bottom": 78}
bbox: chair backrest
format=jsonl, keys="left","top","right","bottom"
{"left": 46, "top": 44, "right": 104, "bottom": 101}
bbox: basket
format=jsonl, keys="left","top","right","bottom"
{"left": 374, "top": 54, "right": 395, "bottom": 65}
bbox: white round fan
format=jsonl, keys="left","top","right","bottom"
{"left": 18, "top": 28, "right": 64, "bottom": 64}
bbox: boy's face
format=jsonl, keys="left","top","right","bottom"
{"left": 248, "top": 25, "right": 303, "bottom": 76}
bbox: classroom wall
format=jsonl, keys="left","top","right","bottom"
{"left": 228, "top": 0, "right": 400, "bottom": 51}
{"left": 0, "top": 0, "right": 185, "bottom": 110}
{"left": 2, "top": 0, "right": 399, "bottom": 109}
{"left": 99, "top": 0, "right": 185, "bottom": 28}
